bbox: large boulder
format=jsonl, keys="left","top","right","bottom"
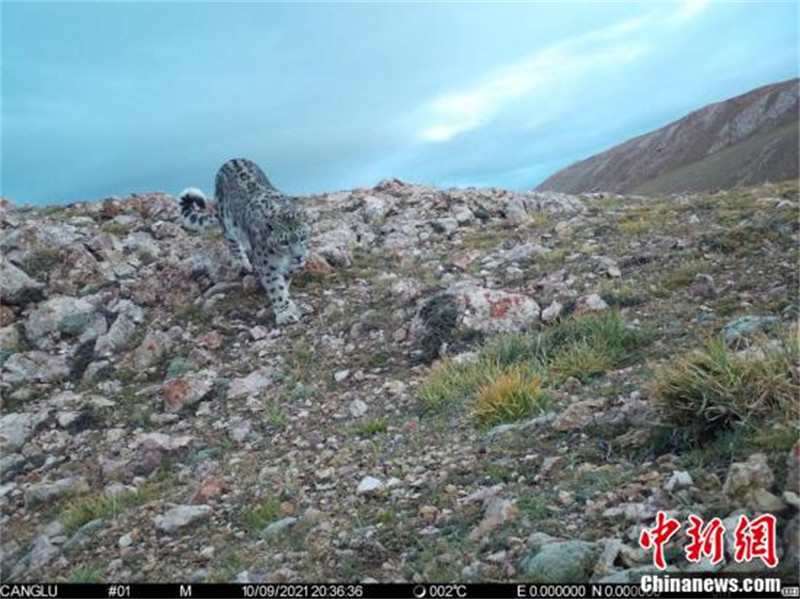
{"left": 25, "top": 296, "right": 104, "bottom": 344}
{"left": 410, "top": 281, "right": 540, "bottom": 361}
{"left": 520, "top": 540, "right": 600, "bottom": 582}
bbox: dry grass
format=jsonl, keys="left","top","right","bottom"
{"left": 472, "top": 367, "right": 549, "bottom": 426}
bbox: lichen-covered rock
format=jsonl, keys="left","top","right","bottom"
{"left": 25, "top": 295, "right": 101, "bottom": 343}
{"left": 162, "top": 369, "right": 216, "bottom": 412}
{"left": 410, "top": 282, "right": 540, "bottom": 361}
{"left": 520, "top": 540, "right": 600, "bottom": 582}
{"left": 3, "top": 351, "right": 70, "bottom": 383}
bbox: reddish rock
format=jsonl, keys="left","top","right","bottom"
{"left": 304, "top": 254, "right": 334, "bottom": 276}
{"left": 198, "top": 331, "right": 223, "bottom": 350}
{"left": 162, "top": 370, "right": 216, "bottom": 412}
{"left": 192, "top": 476, "right": 229, "bottom": 504}
{"left": 0, "top": 305, "right": 17, "bottom": 326}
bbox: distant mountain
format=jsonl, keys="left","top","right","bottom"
{"left": 536, "top": 79, "right": 799, "bottom": 195}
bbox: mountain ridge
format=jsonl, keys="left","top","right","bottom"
{"left": 536, "top": 78, "right": 800, "bottom": 194}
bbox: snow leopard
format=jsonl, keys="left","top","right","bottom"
{"left": 179, "top": 158, "right": 310, "bottom": 325}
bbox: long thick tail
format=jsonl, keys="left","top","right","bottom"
{"left": 178, "top": 188, "right": 218, "bottom": 231}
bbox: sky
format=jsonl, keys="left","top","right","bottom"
{"left": 1, "top": 1, "right": 798, "bottom": 205}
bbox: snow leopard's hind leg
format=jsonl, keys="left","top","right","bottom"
{"left": 253, "top": 250, "right": 301, "bottom": 325}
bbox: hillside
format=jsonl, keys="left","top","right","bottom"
{"left": 1, "top": 180, "right": 798, "bottom": 583}
{"left": 536, "top": 79, "right": 799, "bottom": 195}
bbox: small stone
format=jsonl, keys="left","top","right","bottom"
{"left": 229, "top": 420, "right": 252, "bottom": 443}
{"left": 261, "top": 517, "right": 298, "bottom": 537}
{"left": 607, "top": 265, "right": 622, "bottom": 278}
{"left": 541, "top": 456, "right": 564, "bottom": 476}
{"left": 227, "top": 368, "right": 273, "bottom": 399}
{"left": 468, "top": 497, "right": 518, "bottom": 540}
{"left": 454, "top": 209, "right": 474, "bottom": 224}
{"left": 349, "top": 399, "right": 368, "bottom": 418}
{"left": 579, "top": 293, "right": 608, "bottom": 312}
{"left": 154, "top": 504, "right": 212, "bottom": 533}
{"left": 118, "top": 533, "right": 134, "bottom": 549}
{"left": 690, "top": 273, "right": 716, "bottom": 298}
{"left": 664, "top": 470, "right": 693, "bottom": 492}
{"left": 250, "top": 326, "right": 269, "bottom": 341}
{"left": 192, "top": 476, "right": 228, "bottom": 504}
{"left": 356, "top": 476, "right": 384, "bottom": 495}
{"left": 334, "top": 369, "right": 350, "bottom": 383}
{"left": 200, "top": 546, "right": 215, "bottom": 559}
{"left": 198, "top": 331, "right": 223, "bottom": 350}
{"left": 553, "top": 398, "right": 604, "bottom": 431}
{"left": 541, "top": 301, "right": 563, "bottom": 323}
{"left": 393, "top": 327, "right": 407, "bottom": 342}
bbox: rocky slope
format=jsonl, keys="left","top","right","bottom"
{"left": 536, "top": 79, "right": 799, "bottom": 195}
{"left": 1, "top": 179, "right": 798, "bottom": 583}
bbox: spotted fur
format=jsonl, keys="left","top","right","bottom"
{"left": 179, "top": 159, "right": 310, "bottom": 325}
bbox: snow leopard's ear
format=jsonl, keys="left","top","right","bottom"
{"left": 179, "top": 187, "right": 207, "bottom": 211}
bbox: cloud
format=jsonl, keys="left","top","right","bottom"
{"left": 668, "top": 0, "right": 711, "bottom": 24}
{"left": 415, "top": 18, "right": 651, "bottom": 143}
{"left": 413, "top": 1, "right": 714, "bottom": 145}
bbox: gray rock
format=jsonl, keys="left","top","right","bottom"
{"left": 0, "top": 262, "right": 44, "bottom": 305}
{"left": 94, "top": 301, "right": 146, "bottom": 356}
{"left": 3, "top": 351, "right": 70, "bottom": 383}
{"left": 722, "top": 315, "right": 779, "bottom": 347}
{"left": 723, "top": 453, "right": 776, "bottom": 509}
{"left": 664, "top": 470, "right": 693, "bottom": 492}
{"left": 155, "top": 504, "right": 212, "bottom": 533}
{"left": 0, "top": 453, "right": 28, "bottom": 483}
{"left": 0, "top": 325, "right": 21, "bottom": 353}
{"left": 541, "top": 301, "right": 563, "bottom": 323}
{"left": 349, "top": 399, "right": 368, "bottom": 417}
{"left": 356, "top": 476, "right": 384, "bottom": 495}
{"left": 261, "top": 517, "right": 298, "bottom": 537}
{"left": 520, "top": 540, "right": 600, "bottom": 582}
{"left": 227, "top": 368, "right": 274, "bottom": 399}
{"left": 579, "top": 293, "right": 609, "bottom": 312}
{"left": 24, "top": 476, "right": 89, "bottom": 507}
{"left": 0, "top": 412, "right": 49, "bottom": 453}
{"left": 25, "top": 296, "right": 99, "bottom": 342}
{"left": 10, "top": 535, "right": 61, "bottom": 579}
{"left": 130, "top": 329, "right": 175, "bottom": 370}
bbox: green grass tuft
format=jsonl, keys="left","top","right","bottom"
{"left": 649, "top": 334, "right": 799, "bottom": 443}
{"left": 60, "top": 488, "right": 152, "bottom": 535}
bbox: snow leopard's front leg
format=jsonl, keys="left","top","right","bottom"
{"left": 225, "top": 236, "right": 253, "bottom": 274}
{"left": 254, "top": 251, "right": 301, "bottom": 325}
